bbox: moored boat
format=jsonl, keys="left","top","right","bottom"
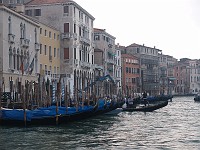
{"left": 194, "top": 93, "right": 200, "bottom": 101}
{"left": 122, "top": 100, "right": 168, "bottom": 112}
{"left": 0, "top": 99, "right": 119, "bottom": 126}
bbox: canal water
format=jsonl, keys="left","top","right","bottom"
{"left": 1, "top": 96, "right": 200, "bottom": 150}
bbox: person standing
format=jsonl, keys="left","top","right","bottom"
{"left": 143, "top": 91, "right": 148, "bottom": 106}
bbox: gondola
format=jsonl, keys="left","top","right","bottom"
{"left": 0, "top": 99, "right": 119, "bottom": 126}
{"left": 122, "top": 100, "right": 168, "bottom": 112}
{"left": 194, "top": 94, "right": 200, "bottom": 101}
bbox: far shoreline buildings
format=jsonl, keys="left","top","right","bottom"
{"left": 0, "top": 0, "right": 200, "bottom": 97}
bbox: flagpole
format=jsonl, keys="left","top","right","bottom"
{"left": 22, "top": 84, "right": 26, "bottom": 127}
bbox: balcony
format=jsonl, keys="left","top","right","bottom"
{"left": 79, "top": 61, "right": 91, "bottom": 69}
{"left": 79, "top": 36, "right": 90, "bottom": 45}
{"left": 35, "top": 43, "right": 40, "bottom": 51}
{"left": 106, "top": 58, "right": 115, "bottom": 64}
{"left": 74, "top": 59, "right": 79, "bottom": 66}
{"left": 92, "top": 64, "right": 104, "bottom": 70}
{"left": 20, "top": 38, "right": 30, "bottom": 48}
{"left": 61, "top": 32, "right": 71, "bottom": 40}
{"left": 73, "top": 33, "right": 77, "bottom": 40}
{"left": 8, "top": 34, "right": 15, "bottom": 44}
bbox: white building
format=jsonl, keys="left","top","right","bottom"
{"left": 189, "top": 59, "right": 200, "bottom": 94}
{"left": 25, "top": 0, "right": 95, "bottom": 98}
{"left": 0, "top": 4, "right": 40, "bottom": 92}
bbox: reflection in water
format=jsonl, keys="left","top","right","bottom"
{"left": 1, "top": 96, "right": 200, "bottom": 149}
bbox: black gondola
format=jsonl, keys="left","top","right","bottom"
{"left": 122, "top": 100, "right": 168, "bottom": 112}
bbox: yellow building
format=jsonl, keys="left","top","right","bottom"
{"left": 38, "top": 22, "right": 61, "bottom": 82}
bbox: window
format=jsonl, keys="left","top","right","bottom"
{"left": 40, "top": 28, "right": 42, "bottom": 34}
{"left": 74, "top": 24, "right": 76, "bottom": 33}
{"left": 9, "top": 0, "right": 14, "bottom": 4}
{"left": 64, "top": 48, "right": 69, "bottom": 59}
{"left": 54, "top": 48, "right": 56, "bottom": 57}
{"left": 74, "top": 48, "right": 76, "bottom": 59}
{"left": 34, "top": 9, "right": 41, "bottom": 16}
{"left": 40, "top": 44, "right": 42, "bottom": 54}
{"left": 126, "top": 67, "right": 128, "bottom": 73}
{"left": 25, "top": 10, "right": 32, "bottom": 16}
{"left": 79, "top": 26, "right": 81, "bottom": 36}
{"left": 64, "top": 23, "right": 69, "bottom": 33}
{"left": 74, "top": 7, "right": 76, "bottom": 17}
{"left": 49, "top": 31, "right": 51, "bottom": 38}
{"left": 17, "top": 0, "right": 22, "bottom": 3}
{"left": 45, "top": 30, "right": 47, "bottom": 36}
{"left": 94, "top": 35, "right": 100, "bottom": 40}
{"left": 44, "top": 45, "right": 47, "bottom": 55}
{"left": 8, "top": 16, "right": 11, "bottom": 34}
{"left": 49, "top": 46, "right": 52, "bottom": 56}
{"left": 64, "top": 6, "right": 69, "bottom": 14}
{"left": 9, "top": 47, "right": 12, "bottom": 69}
{"left": 45, "top": 65, "right": 47, "bottom": 75}
{"left": 57, "top": 48, "right": 60, "bottom": 58}
{"left": 54, "top": 33, "right": 56, "bottom": 39}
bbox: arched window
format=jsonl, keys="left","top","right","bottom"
{"left": 13, "top": 47, "right": 16, "bottom": 70}
{"left": 20, "top": 23, "right": 23, "bottom": 38}
{"left": 8, "top": 16, "right": 11, "bottom": 34}
{"left": 23, "top": 24, "right": 26, "bottom": 39}
{"left": 17, "top": 48, "right": 20, "bottom": 70}
{"left": 9, "top": 46, "right": 12, "bottom": 69}
{"left": 35, "top": 28, "right": 37, "bottom": 43}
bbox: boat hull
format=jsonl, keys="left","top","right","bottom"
{"left": 122, "top": 100, "right": 168, "bottom": 112}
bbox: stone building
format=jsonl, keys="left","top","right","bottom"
{"left": 93, "top": 28, "right": 121, "bottom": 96}
{"left": 0, "top": 4, "right": 40, "bottom": 92}
{"left": 93, "top": 28, "right": 116, "bottom": 78}
{"left": 121, "top": 53, "right": 140, "bottom": 97}
{"left": 125, "top": 43, "right": 162, "bottom": 95}
{"left": 158, "top": 54, "right": 177, "bottom": 95}
{"left": 25, "top": 0, "right": 95, "bottom": 98}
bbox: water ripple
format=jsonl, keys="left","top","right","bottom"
{"left": 1, "top": 96, "right": 200, "bottom": 149}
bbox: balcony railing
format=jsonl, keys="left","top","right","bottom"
{"left": 79, "top": 36, "right": 90, "bottom": 45}
{"left": 8, "top": 34, "right": 15, "bottom": 44}
{"left": 61, "top": 32, "right": 71, "bottom": 40}
{"left": 79, "top": 61, "right": 91, "bottom": 69}
{"left": 106, "top": 58, "right": 115, "bottom": 64}
{"left": 20, "top": 38, "right": 30, "bottom": 48}
{"left": 74, "top": 59, "right": 79, "bottom": 66}
{"left": 73, "top": 33, "right": 77, "bottom": 40}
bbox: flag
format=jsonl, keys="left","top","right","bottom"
{"left": 24, "top": 62, "right": 29, "bottom": 73}
{"left": 29, "top": 58, "right": 34, "bottom": 74}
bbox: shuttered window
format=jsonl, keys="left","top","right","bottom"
{"left": 64, "top": 23, "right": 69, "bottom": 33}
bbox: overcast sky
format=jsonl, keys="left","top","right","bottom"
{"left": 75, "top": 0, "right": 200, "bottom": 60}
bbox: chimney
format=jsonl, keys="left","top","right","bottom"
{"left": 15, "top": 4, "right": 25, "bottom": 14}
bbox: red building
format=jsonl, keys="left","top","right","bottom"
{"left": 121, "top": 54, "right": 140, "bottom": 97}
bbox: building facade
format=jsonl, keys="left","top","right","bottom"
{"left": 121, "top": 53, "right": 140, "bottom": 97}
{"left": 93, "top": 28, "right": 116, "bottom": 78}
{"left": 25, "top": 0, "right": 95, "bottom": 98}
{"left": 38, "top": 22, "right": 61, "bottom": 83}
{"left": 188, "top": 59, "right": 200, "bottom": 94}
{"left": 0, "top": 4, "right": 40, "bottom": 93}
{"left": 158, "top": 54, "right": 177, "bottom": 95}
{"left": 125, "top": 43, "right": 161, "bottom": 95}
